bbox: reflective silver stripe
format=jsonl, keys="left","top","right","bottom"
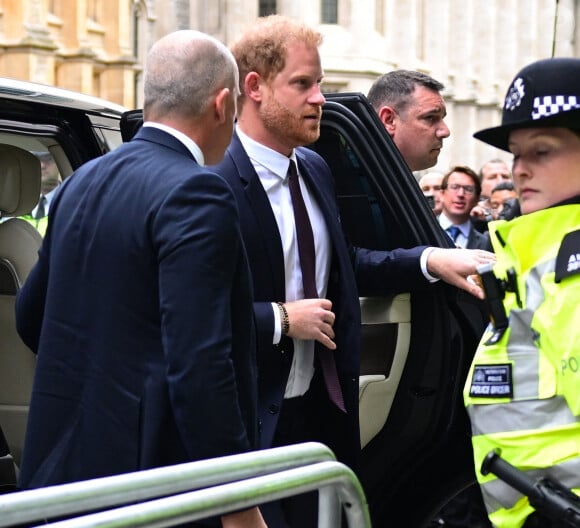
{"left": 526, "top": 262, "right": 553, "bottom": 310}
{"left": 467, "top": 395, "right": 577, "bottom": 435}
{"left": 467, "top": 259, "right": 578, "bottom": 434}
{"left": 507, "top": 313, "right": 539, "bottom": 400}
{"left": 507, "top": 261, "right": 553, "bottom": 399}
{"left": 481, "top": 456, "right": 580, "bottom": 512}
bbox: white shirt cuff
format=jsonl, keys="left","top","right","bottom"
{"left": 271, "top": 302, "right": 282, "bottom": 344}
{"left": 421, "top": 247, "right": 440, "bottom": 283}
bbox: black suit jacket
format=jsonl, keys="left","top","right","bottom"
{"left": 467, "top": 224, "right": 493, "bottom": 251}
{"left": 16, "top": 127, "right": 258, "bottom": 488}
{"left": 212, "top": 132, "right": 429, "bottom": 468}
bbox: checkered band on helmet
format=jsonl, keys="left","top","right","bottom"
{"left": 532, "top": 95, "right": 580, "bottom": 120}
{"left": 473, "top": 58, "right": 580, "bottom": 151}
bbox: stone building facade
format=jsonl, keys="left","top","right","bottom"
{"left": 1, "top": 0, "right": 578, "bottom": 171}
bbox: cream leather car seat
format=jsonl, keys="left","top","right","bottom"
{"left": 0, "top": 145, "right": 42, "bottom": 468}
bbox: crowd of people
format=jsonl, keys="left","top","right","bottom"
{"left": 418, "top": 157, "right": 519, "bottom": 247}
{"left": 13, "top": 14, "right": 579, "bottom": 528}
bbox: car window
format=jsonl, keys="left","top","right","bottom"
{"left": 88, "top": 115, "right": 125, "bottom": 152}
{"left": 315, "top": 129, "right": 390, "bottom": 250}
{"left": 312, "top": 97, "right": 452, "bottom": 252}
{"left": 0, "top": 113, "right": 123, "bottom": 238}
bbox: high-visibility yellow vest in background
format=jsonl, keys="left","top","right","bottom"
{"left": 20, "top": 214, "right": 48, "bottom": 237}
{"left": 464, "top": 202, "right": 580, "bottom": 528}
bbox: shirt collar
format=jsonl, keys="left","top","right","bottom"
{"left": 143, "top": 122, "right": 205, "bottom": 166}
{"left": 237, "top": 126, "right": 296, "bottom": 179}
{"left": 43, "top": 186, "right": 59, "bottom": 206}
{"left": 439, "top": 213, "right": 471, "bottom": 236}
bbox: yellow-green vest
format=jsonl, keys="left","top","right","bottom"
{"left": 20, "top": 214, "right": 48, "bottom": 237}
{"left": 464, "top": 203, "right": 580, "bottom": 528}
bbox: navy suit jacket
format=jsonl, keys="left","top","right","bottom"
{"left": 16, "top": 127, "right": 258, "bottom": 488}
{"left": 212, "top": 133, "right": 428, "bottom": 468}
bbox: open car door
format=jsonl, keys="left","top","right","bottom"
{"left": 311, "top": 93, "right": 488, "bottom": 526}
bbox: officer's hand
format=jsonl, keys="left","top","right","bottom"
{"left": 427, "top": 248, "right": 496, "bottom": 299}
{"left": 283, "top": 298, "right": 336, "bottom": 350}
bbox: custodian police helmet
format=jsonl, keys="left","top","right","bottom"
{"left": 474, "top": 57, "right": 580, "bottom": 151}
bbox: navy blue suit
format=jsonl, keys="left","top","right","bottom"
{"left": 212, "top": 133, "right": 428, "bottom": 469}
{"left": 16, "top": 127, "right": 258, "bottom": 488}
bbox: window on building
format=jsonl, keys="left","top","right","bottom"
{"left": 321, "top": 0, "right": 338, "bottom": 24}
{"left": 87, "top": 0, "right": 102, "bottom": 22}
{"left": 48, "top": 0, "right": 61, "bottom": 16}
{"left": 132, "top": 1, "right": 148, "bottom": 108}
{"left": 259, "top": 0, "right": 277, "bottom": 16}
{"left": 375, "top": 0, "right": 384, "bottom": 34}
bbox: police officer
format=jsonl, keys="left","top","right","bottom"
{"left": 464, "top": 58, "right": 580, "bottom": 527}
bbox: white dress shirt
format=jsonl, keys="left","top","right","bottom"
{"left": 31, "top": 185, "right": 59, "bottom": 218}
{"left": 439, "top": 213, "right": 471, "bottom": 249}
{"left": 237, "top": 128, "right": 332, "bottom": 398}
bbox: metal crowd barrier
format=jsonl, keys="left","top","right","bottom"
{"left": 0, "top": 442, "right": 371, "bottom": 528}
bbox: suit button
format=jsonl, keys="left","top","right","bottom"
{"left": 268, "top": 404, "right": 279, "bottom": 414}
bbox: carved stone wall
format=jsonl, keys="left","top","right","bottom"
{"left": 1, "top": 0, "right": 577, "bottom": 171}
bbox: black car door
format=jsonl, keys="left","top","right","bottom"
{"left": 310, "top": 93, "right": 488, "bottom": 527}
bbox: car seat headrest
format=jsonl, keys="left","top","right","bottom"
{"left": 0, "top": 145, "right": 41, "bottom": 217}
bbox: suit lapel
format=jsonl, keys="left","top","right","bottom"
{"left": 228, "top": 135, "right": 286, "bottom": 296}
{"left": 296, "top": 152, "right": 344, "bottom": 256}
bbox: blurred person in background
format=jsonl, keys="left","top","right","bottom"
{"left": 439, "top": 166, "right": 492, "bottom": 251}
{"left": 489, "top": 180, "right": 518, "bottom": 221}
{"left": 21, "top": 151, "right": 61, "bottom": 236}
{"left": 419, "top": 171, "right": 444, "bottom": 215}
{"left": 471, "top": 159, "right": 512, "bottom": 232}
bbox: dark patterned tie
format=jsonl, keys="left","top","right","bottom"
{"left": 34, "top": 195, "right": 46, "bottom": 219}
{"left": 287, "top": 159, "right": 346, "bottom": 412}
{"left": 446, "top": 225, "right": 460, "bottom": 244}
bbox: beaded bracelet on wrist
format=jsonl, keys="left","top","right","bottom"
{"left": 277, "top": 302, "right": 289, "bottom": 335}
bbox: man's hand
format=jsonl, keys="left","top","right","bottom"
{"left": 470, "top": 203, "right": 489, "bottom": 220}
{"left": 427, "top": 248, "right": 496, "bottom": 299}
{"left": 283, "top": 298, "right": 336, "bottom": 349}
{"left": 221, "top": 506, "right": 267, "bottom": 528}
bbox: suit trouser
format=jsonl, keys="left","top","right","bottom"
{"left": 268, "top": 367, "right": 349, "bottom": 528}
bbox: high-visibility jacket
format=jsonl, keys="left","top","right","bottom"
{"left": 20, "top": 214, "right": 48, "bottom": 237}
{"left": 464, "top": 202, "right": 580, "bottom": 528}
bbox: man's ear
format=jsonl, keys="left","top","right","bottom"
{"left": 377, "top": 105, "right": 397, "bottom": 135}
{"left": 244, "top": 72, "right": 263, "bottom": 103}
{"left": 214, "top": 87, "right": 230, "bottom": 124}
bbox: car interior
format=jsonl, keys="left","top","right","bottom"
{"left": 0, "top": 145, "right": 43, "bottom": 479}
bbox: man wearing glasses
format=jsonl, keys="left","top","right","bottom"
{"left": 438, "top": 166, "right": 492, "bottom": 251}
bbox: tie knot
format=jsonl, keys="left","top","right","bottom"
{"left": 446, "top": 225, "right": 461, "bottom": 242}
{"left": 287, "top": 159, "right": 298, "bottom": 180}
